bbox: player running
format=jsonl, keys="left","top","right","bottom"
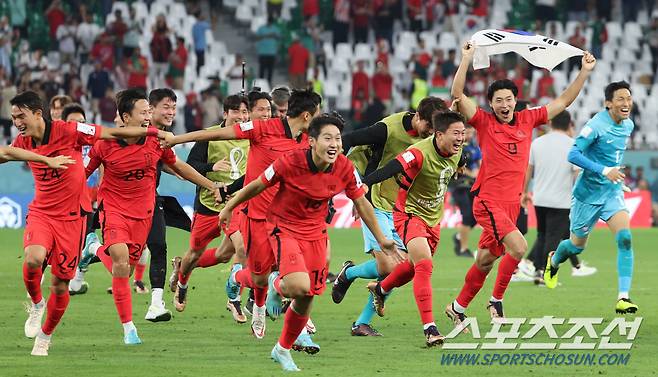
{"left": 10, "top": 90, "right": 168, "bottom": 356}
{"left": 82, "top": 89, "right": 218, "bottom": 345}
{"left": 364, "top": 111, "right": 465, "bottom": 346}
{"left": 169, "top": 94, "right": 250, "bottom": 323}
{"left": 445, "top": 42, "right": 595, "bottom": 328}
{"left": 544, "top": 81, "right": 638, "bottom": 314}
{"left": 161, "top": 89, "right": 322, "bottom": 339}
{"left": 331, "top": 97, "right": 447, "bottom": 337}
{"left": 218, "top": 114, "right": 400, "bottom": 371}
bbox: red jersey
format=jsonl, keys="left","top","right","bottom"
{"left": 86, "top": 136, "right": 177, "bottom": 219}
{"left": 12, "top": 120, "right": 102, "bottom": 220}
{"left": 261, "top": 149, "right": 365, "bottom": 239}
{"left": 233, "top": 117, "right": 308, "bottom": 220}
{"left": 469, "top": 106, "right": 547, "bottom": 203}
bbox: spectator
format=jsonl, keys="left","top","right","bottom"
{"left": 201, "top": 88, "right": 222, "bottom": 127}
{"left": 623, "top": 166, "right": 637, "bottom": 190}
{"left": 636, "top": 167, "right": 650, "bottom": 191}
{"left": 373, "top": 0, "right": 396, "bottom": 52}
{"left": 622, "top": 0, "right": 641, "bottom": 23}
{"left": 332, "top": 0, "right": 350, "bottom": 47}
{"left": 225, "top": 54, "right": 245, "bottom": 96}
{"left": 107, "top": 9, "right": 128, "bottom": 62}
{"left": 56, "top": 15, "right": 77, "bottom": 64}
{"left": 567, "top": 25, "right": 587, "bottom": 73}
{"left": 8, "top": 0, "right": 26, "bottom": 37}
{"left": 589, "top": 15, "right": 607, "bottom": 59}
{"left": 362, "top": 97, "right": 386, "bottom": 128}
{"left": 351, "top": 87, "right": 367, "bottom": 125}
{"left": 352, "top": 0, "right": 371, "bottom": 44}
{"left": 98, "top": 87, "right": 117, "bottom": 128}
{"left": 309, "top": 66, "right": 324, "bottom": 97}
{"left": 184, "top": 92, "right": 203, "bottom": 132}
{"left": 271, "top": 85, "right": 291, "bottom": 117}
{"left": 256, "top": 17, "right": 280, "bottom": 84}
{"left": 407, "top": 0, "right": 423, "bottom": 34}
{"left": 0, "top": 36, "right": 11, "bottom": 78}
{"left": 87, "top": 61, "right": 112, "bottom": 120}
{"left": 49, "top": 95, "right": 72, "bottom": 121}
{"left": 646, "top": 16, "right": 658, "bottom": 81}
{"left": 150, "top": 14, "right": 172, "bottom": 89}
{"left": 372, "top": 61, "right": 393, "bottom": 106}
{"left": 287, "top": 37, "right": 310, "bottom": 89}
{"left": 168, "top": 36, "right": 188, "bottom": 90}
{"left": 430, "top": 67, "right": 447, "bottom": 88}
{"left": 91, "top": 33, "right": 115, "bottom": 70}
{"left": 77, "top": 13, "right": 102, "bottom": 65}
{"left": 535, "top": 0, "right": 557, "bottom": 22}
{"left": 535, "top": 70, "right": 556, "bottom": 102}
{"left": 45, "top": 0, "right": 66, "bottom": 41}
{"left": 303, "top": 0, "right": 320, "bottom": 22}
{"left": 567, "top": 0, "right": 588, "bottom": 22}
{"left": 127, "top": 47, "right": 149, "bottom": 91}
{"left": 123, "top": 6, "right": 142, "bottom": 59}
{"left": 375, "top": 38, "right": 390, "bottom": 67}
{"left": 511, "top": 64, "right": 529, "bottom": 100}
{"left": 307, "top": 18, "right": 328, "bottom": 78}
{"left": 409, "top": 70, "right": 428, "bottom": 110}
{"left": 0, "top": 16, "right": 10, "bottom": 40}
{"left": 267, "top": 0, "right": 284, "bottom": 19}
{"left": 351, "top": 60, "right": 370, "bottom": 104}
{"left": 0, "top": 67, "right": 16, "bottom": 144}
{"left": 441, "top": 49, "right": 457, "bottom": 80}
{"left": 192, "top": 14, "right": 210, "bottom": 75}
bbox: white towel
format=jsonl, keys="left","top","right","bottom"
{"left": 470, "top": 29, "right": 583, "bottom": 71}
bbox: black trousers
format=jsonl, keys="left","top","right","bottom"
{"left": 528, "top": 206, "right": 578, "bottom": 271}
{"left": 258, "top": 55, "right": 276, "bottom": 83}
{"left": 147, "top": 197, "right": 168, "bottom": 289}
{"left": 452, "top": 187, "right": 476, "bottom": 227}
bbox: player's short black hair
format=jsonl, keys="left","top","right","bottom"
{"left": 247, "top": 88, "right": 272, "bottom": 111}
{"left": 61, "top": 103, "right": 86, "bottom": 122}
{"left": 224, "top": 94, "right": 248, "bottom": 112}
{"left": 416, "top": 96, "right": 448, "bottom": 122}
{"left": 287, "top": 89, "right": 322, "bottom": 118}
{"left": 309, "top": 113, "right": 345, "bottom": 138}
{"left": 149, "top": 88, "right": 177, "bottom": 106}
{"left": 550, "top": 110, "right": 571, "bottom": 131}
{"left": 604, "top": 81, "right": 631, "bottom": 101}
{"left": 10, "top": 91, "right": 44, "bottom": 114}
{"left": 117, "top": 88, "right": 147, "bottom": 122}
{"left": 271, "top": 85, "right": 292, "bottom": 106}
{"left": 432, "top": 111, "right": 465, "bottom": 133}
{"left": 487, "top": 79, "right": 518, "bottom": 101}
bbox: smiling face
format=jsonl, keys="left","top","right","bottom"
{"left": 605, "top": 88, "right": 633, "bottom": 123}
{"left": 151, "top": 97, "right": 177, "bottom": 129}
{"left": 435, "top": 121, "right": 465, "bottom": 156}
{"left": 123, "top": 99, "right": 151, "bottom": 128}
{"left": 250, "top": 98, "right": 271, "bottom": 120}
{"left": 310, "top": 124, "right": 342, "bottom": 166}
{"left": 224, "top": 102, "right": 249, "bottom": 127}
{"left": 11, "top": 106, "right": 42, "bottom": 137}
{"left": 489, "top": 89, "right": 517, "bottom": 124}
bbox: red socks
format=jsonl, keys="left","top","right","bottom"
{"left": 112, "top": 277, "right": 132, "bottom": 323}
{"left": 234, "top": 268, "right": 254, "bottom": 288}
{"left": 273, "top": 275, "right": 284, "bottom": 296}
{"left": 134, "top": 262, "right": 146, "bottom": 282}
{"left": 412, "top": 259, "right": 434, "bottom": 325}
{"left": 380, "top": 260, "right": 415, "bottom": 292}
{"left": 23, "top": 263, "right": 43, "bottom": 304}
{"left": 42, "top": 289, "right": 70, "bottom": 335}
{"left": 196, "top": 248, "right": 219, "bottom": 268}
{"left": 278, "top": 306, "right": 309, "bottom": 350}
{"left": 492, "top": 253, "right": 521, "bottom": 300}
{"left": 253, "top": 287, "right": 267, "bottom": 307}
{"left": 455, "top": 263, "right": 489, "bottom": 308}
{"left": 178, "top": 269, "right": 191, "bottom": 286}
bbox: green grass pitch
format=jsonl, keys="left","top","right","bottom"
{"left": 0, "top": 227, "right": 655, "bottom": 376}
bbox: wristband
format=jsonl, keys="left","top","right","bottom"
{"left": 146, "top": 127, "right": 159, "bottom": 137}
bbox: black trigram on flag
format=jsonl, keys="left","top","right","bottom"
{"left": 529, "top": 46, "right": 547, "bottom": 51}
{"left": 542, "top": 38, "right": 559, "bottom": 46}
{"left": 483, "top": 32, "right": 505, "bottom": 42}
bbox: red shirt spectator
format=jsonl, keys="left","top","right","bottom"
{"left": 472, "top": 0, "right": 488, "bottom": 17}
{"left": 352, "top": 0, "right": 370, "bottom": 28}
{"left": 288, "top": 40, "right": 310, "bottom": 75}
{"left": 536, "top": 71, "right": 555, "bottom": 99}
{"left": 91, "top": 34, "right": 115, "bottom": 70}
{"left": 45, "top": 3, "right": 66, "bottom": 40}
{"left": 431, "top": 70, "right": 446, "bottom": 87}
{"left": 372, "top": 63, "right": 393, "bottom": 101}
{"left": 170, "top": 39, "right": 188, "bottom": 71}
{"left": 127, "top": 52, "right": 149, "bottom": 89}
{"left": 351, "top": 61, "right": 370, "bottom": 102}
{"left": 303, "top": 0, "right": 320, "bottom": 18}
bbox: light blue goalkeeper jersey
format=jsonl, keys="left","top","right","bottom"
{"left": 573, "top": 110, "right": 634, "bottom": 205}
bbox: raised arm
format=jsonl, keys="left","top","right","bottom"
{"left": 99, "top": 125, "right": 167, "bottom": 140}
{"left": 0, "top": 146, "right": 75, "bottom": 169}
{"left": 341, "top": 122, "right": 388, "bottom": 153}
{"left": 450, "top": 41, "right": 478, "bottom": 121}
{"left": 218, "top": 178, "right": 268, "bottom": 228}
{"left": 363, "top": 158, "right": 403, "bottom": 186}
{"left": 167, "top": 158, "right": 218, "bottom": 193}
{"left": 546, "top": 52, "right": 596, "bottom": 120}
{"left": 161, "top": 126, "right": 238, "bottom": 148}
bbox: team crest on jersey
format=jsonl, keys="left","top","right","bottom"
{"left": 239, "top": 121, "right": 254, "bottom": 131}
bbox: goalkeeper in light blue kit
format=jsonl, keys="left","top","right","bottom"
{"left": 544, "top": 81, "right": 637, "bottom": 314}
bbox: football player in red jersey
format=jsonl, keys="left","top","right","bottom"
{"left": 162, "top": 89, "right": 322, "bottom": 339}
{"left": 10, "top": 90, "right": 169, "bottom": 356}
{"left": 218, "top": 115, "right": 400, "bottom": 371}
{"left": 445, "top": 42, "right": 595, "bottom": 328}
{"left": 82, "top": 89, "right": 219, "bottom": 345}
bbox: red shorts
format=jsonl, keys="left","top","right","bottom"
{"left": 241, "top": 216, "right": 275, "bottom": 275}
{"left": 24, "top": 214, "right": 86, "bottom": 280}
{"left": 226, "top": 206, "right": 244, "bottom": 237}
{"left": 393, "top": 212, "right": 441, "bottom": 254}
{"left": 190, "top": 212, "right": 221, "bottom": 251}
{"left": 100, "top": 211, "right": 152, "bottom": 265}
{"left": 266, "top": 222, "right": 328, "bottom": 296}
{"left": 472, "top": 197, "right": 520, "bottom": 257}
